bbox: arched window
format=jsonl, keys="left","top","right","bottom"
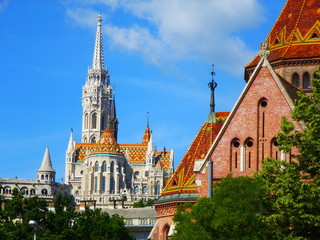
{"left": 143, "top": 186, "right": 148, "bottom": 194}
{"left": 110, "top": 162, "right": 114, "bottom": 173}
{"left": 30, "top": 189, "right": 36, "bottom": 195}
{"left": 83, "top": 137, "right": 88, "bottom": 143}
{"left": 155, "top": 181, "right": 160, "bottom": 195}
{"left": 41, "top": 175, "right": 44, "bottom": 180}
{"left": 292, "top": 73, "right": 300, "bottom": 87}
{"left": 163, "top": 225, "right": 170, "bottom": 240}
{"left": 243, "top": 138, "right": 254, "bottom": 171}
{"left": 95, "top": 161, "right": 99, "bottom": 172}
{"left": 134, "top": 186, "right": 139, "bottom": 194}
{"left": 271, "top": 137, "right": 280, "bottom": 160}
{"left": 21, "top": 187, "right": 28, "bottom": 195}
{"left": 92, "top": 113, "right": 97, "bottom": 129}
{"left": 230, "top": 138, "right": 240, "bottom": 170}
{"left": 84, "top": 113, "right": 89, "bottom": 130}
{"left": 102, "top": 161, "right": 106, "bottom": 172}
{"left": 41, "top": 189, "right": 48, "bottom": 195}
{"left": 303, "top": 72, "right": 310, "bottom": 89}
{"left": 134, "top": 171, "right": 140, "bottom": 179}
{"left": 91, "top": 136, "right": 96, "bottom": 143}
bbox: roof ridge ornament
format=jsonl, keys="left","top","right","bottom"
{"left": 258, "top": 41, "right": 270, "bottom": 60}
{"left": 207, "top": 64, "right": 217, "bottom": 123}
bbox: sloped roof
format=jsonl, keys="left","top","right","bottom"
{"left": 90, "top": 129, "right": 124, "bottom": 156}
{"left": 142, "top": 125, "right": 151, "bottom": 144}
{"left": 74, "top": 128, "right": 172, "bottom": 171}
{"left": 38, "top": 146, "right": 55, "bottom": 173}
{"left": 246, "top": 0, "right": 320, "bottom": 70}
{"left": 160, "top": 112, "right": 228, "bottom": 197}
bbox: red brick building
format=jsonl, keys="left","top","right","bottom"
{"left": 150, "top": 0, "right": 320, "bottom": 239}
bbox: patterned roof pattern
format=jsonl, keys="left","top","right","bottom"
{"left": 90, "top": 129, "right": 123, "bottom": 156}
{"left": 246, "top": 0, "right": 320, "bottom": 69}
{"left": 74, "top": 127, "right": 172, "bottom": 171}
{"left": 160, "top": 112, "right": 229, "bottom": 197}
{"left": 141, "top": 125, "right": 151, "bottom": 144}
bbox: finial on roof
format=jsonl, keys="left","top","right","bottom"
{"left": 92, "top": 13, "right": 105, "bottom": 70}
{"left": 207, "top": 64, "right": 217, "bottom": 123}
{"left": 147, "top": 112, "right": 150, "bottom": 126}
{"left": 258, "top": 41, "right": 270, "bottom": 61}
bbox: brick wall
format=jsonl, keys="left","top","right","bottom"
{"left": 197, "top": 65, "right": 303, "bottom": 197}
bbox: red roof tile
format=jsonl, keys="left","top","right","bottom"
{"left": 246, "top": 0, "right": 320, "bottom": 70}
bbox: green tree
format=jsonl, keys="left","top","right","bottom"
{"left": 172, "top": 176, "right": 271, "bottom": 240}
{"left": 72, "top": 208, "right": 135, "bottom": 240}
{"left": 255, "top": 69, "right": 320, "bottom": 239}
{"left": 277, "top": 68, "right": 320, "bottom": 179}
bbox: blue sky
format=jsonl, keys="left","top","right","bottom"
{"left": 0, "top": 0, "right": 286, "bottom": 182}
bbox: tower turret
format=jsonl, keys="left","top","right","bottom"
{"left": 82, "top": 13, "right": 114, "bottom": 143}
{"left": 37, "top": 146, "right": 56, "bottom": 182}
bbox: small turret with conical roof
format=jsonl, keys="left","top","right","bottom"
{"left": 37, "top": 146, "right": 56, "bottom": 182}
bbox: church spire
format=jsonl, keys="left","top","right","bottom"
{"left": 82, "top": 13, "right": 112, "bottom": 143}
{"left": 92, "top": 13, "right": 104, "bottom": 70}
{"left": 207, "top": 64, "right": 217, "bottom": 123}
{"left": 37, "top": 146, "right": 56, "bottom": 182}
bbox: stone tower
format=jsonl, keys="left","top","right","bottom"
{"left": 37, "top": 146, "right": 56, "bottom": 182}
{"left": 82, "top": 13, "right": 115, "bottom": 143}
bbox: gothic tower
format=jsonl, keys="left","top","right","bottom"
{"left": 82, "top": 13, "right": 115, "bottom": 143}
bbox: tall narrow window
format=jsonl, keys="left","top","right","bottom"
{"left": 95, "top": 161, "right": 99, "bottom": 172}
{"left": 94, "top": 177, "right": 98, "bottom": 193}
{"left": 102, "top": 177, "right": 106, "bottom": 193}
{"left": 292, "top": 73, "right": 300, "bottom": 87}
{"left": 91, "top": 136, "right": 96, "bottom": 143}
{"left": 303, "top": 72, "right": 310, "bottom": 89}
{"left": 231, "top": 138, "right": 240, "bottom": 170}
{"left": 110, "top": 177, "right": 115, "bottom": 194}
{"left": 102, "top": 161, "right": 106, "bottom": 172}
{"left": 156, "top": 181, "right": 160, "bottom": 195}
{"left": 110, "top": 162, "right": 114, "bottom": 173}
{"left": 92, "top": 113, "right": 97, "bottom": 129}
{"left": 244, "top": 138, "right": 254, "bottom": 170}
{"left": 84, "top": 113, "right": 89, "bottom": 129}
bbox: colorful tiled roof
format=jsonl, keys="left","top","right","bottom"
{"left": 142, "top": 125, "right": 151, "bottom": 144}
{"left": 74, "top": 127, "right": 172, "bottom": 171}
{"left": 160, "top": 112, "right": 229, "bottom": 197}
{"left": 90, "top": 129, "right": 124, "bottom": 156}
{"left": 246, "top": 0, "right": 320, "bottom": 70}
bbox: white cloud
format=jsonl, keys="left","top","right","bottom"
{"left": 64, "top": 0, "right": 264, "bottom": 74}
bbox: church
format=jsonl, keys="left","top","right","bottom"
{"left": 150, "top": 0, "right": 320, "bottom": 239}
{"left": 64, "top": 14, "right": 174, "bottom": 209}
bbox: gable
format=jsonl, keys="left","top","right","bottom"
{"left": 199, "top": 61, "right": 304, "bottom": 183}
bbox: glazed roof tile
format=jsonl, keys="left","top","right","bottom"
{"left": 160, "top": 112, "right": 228, "bottom": 197}
{"left": 74, "top": 129, "right": 172, "bottom": 171}
{"left": 246, "top": 0, "right": 320, "bottom": 70}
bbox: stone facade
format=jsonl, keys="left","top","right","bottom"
{"left": 0, "top": 147, "right": 69, "bottom": 201}
{"left": 65, "top": 14, "right": 174, "bottom": 209}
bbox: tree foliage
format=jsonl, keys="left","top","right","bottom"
{"left": 172, "top": 176, "right": 271, "bottom": 240}
{"left": 172, "top": 68, "right": 320, "bottom": 239}
{"left": 0, "top": 193, "right": 135, "bottom": 240}
{"left": 132, "top": 198, "right": 155, "bottom": 208}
